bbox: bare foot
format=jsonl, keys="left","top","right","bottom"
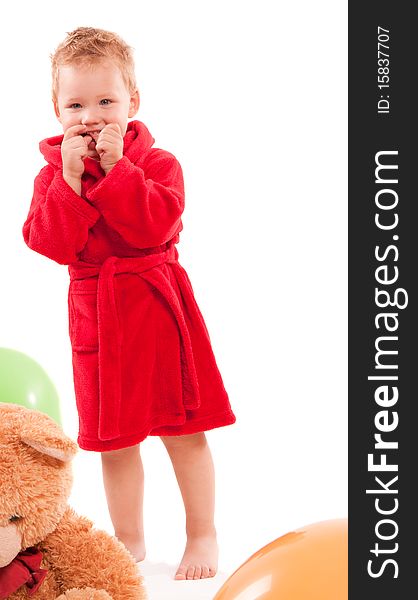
{"left": 175, "top": 534, "right": 218, "bottom": 580}
{"left": 116, "top": 532, "right": 146, "bottom": 562}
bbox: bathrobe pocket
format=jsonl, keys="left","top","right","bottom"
{"left": 68, "top": 280, "right": 99, "bottom": 352}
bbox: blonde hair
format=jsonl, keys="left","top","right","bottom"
{"left": 51, "top": 27, "right": 137, "bottom": 102}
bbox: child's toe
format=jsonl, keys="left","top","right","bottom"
{"left": 201, "top": 565, "right": 210, "bottom": 579}
{"left": 193, "top": 565, "right": 202, "bottom": 579}
{"left": 186, "top": 565, "right": 196, "bottom": 580}
{"left": 174, "top": 565, "right": 187, "bottom": 580}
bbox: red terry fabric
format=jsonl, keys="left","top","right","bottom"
{"left": 0, "top": 547, "right": 47, "bottom": 599}
{"left": 23, "top": 120, "right": 235, "bottom": 451}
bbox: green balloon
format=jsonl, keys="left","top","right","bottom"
{"left": 0, "top": 348, "right": 62, "bottom": 426}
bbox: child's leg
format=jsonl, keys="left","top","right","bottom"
{"left": 160, "top": 432, "right": 218, "bottom": 580}
{"left": 101, "top": 444, "right": 146, "bottom": 561}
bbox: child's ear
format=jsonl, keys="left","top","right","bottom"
{"left": 53, "top": 99, "right": 62, "bottom": 122}
{"left": 128, "top": 89, "right": 140, "bottom": 118}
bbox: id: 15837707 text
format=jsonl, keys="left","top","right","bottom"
{"left": 377, "top": 26, "right": 390, "bottom": 115}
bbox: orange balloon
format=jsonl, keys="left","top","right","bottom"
{"left": 214, "top": 519, "right": 347, "bottom": 600}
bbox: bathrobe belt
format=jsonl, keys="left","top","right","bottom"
{"left": 69, "top": 245, "right": 201, "bottom": 441}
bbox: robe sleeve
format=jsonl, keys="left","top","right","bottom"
{"left": 85, "top": 150, "right": 185, "bottom": 248}
{"left": 22, "top": 166, "right": 101, "bottom": 265}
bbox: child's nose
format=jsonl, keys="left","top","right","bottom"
{"left": 81, "top": 111, "right": 101, "bottom": 127}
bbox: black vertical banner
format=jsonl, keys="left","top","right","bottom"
{"left": 349, "top": 2, "right": 416, "bottom": 598}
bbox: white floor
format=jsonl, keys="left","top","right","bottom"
{"left": 139, "top": 561, "right": 229, "bottom": 600}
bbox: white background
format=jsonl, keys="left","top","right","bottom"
{"left": 1, "top": 0, "right": 347, "bottom": 595}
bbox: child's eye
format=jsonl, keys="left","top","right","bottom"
{"left": 69, "top": 103, "right": 81, "bottom": 109}
{"left": 100, "top": 99, "right": 112, "bottom": 105}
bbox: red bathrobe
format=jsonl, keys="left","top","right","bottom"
{"left": 23, "top": 120, "right": 235, "bottom": 451}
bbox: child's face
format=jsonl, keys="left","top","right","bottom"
{"left": 53, "top": 60, "right": 139, "bottom": 151}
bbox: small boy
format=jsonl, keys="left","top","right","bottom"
{"left": 22, "top": 27, "right": 235, "bottom": 580}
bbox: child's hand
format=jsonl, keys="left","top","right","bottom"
{"left": 61, "top": 124, "right": 91, "bottom": 181}
{"left": 96, "top": 124, "right": 124, "bottom": 175}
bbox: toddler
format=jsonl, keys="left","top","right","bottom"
{"left": 22, "top": 27, "right": 235, "bottom": 581}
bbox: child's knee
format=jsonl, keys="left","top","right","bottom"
{"left": 160, "top": 432, "right": 207, "bottom": 451}
{"left": 101, "top": 444, "right": 140, "bottom": 461}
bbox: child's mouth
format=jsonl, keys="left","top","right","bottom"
{"left": 82, "top": 130, "right": 101, "bottom": 143}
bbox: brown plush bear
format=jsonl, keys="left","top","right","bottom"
{"left": 0, "top": 403, "right": 147, "bottom": 600}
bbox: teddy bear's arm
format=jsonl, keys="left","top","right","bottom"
{"left": 43, "top": 508, "right": 146, "bottom": 600}
{"left": 57, "top": 589, "right": 112, "bottom": 600}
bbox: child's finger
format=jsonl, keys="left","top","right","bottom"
{"left": 101, "top": 123, "right": 122, "bottom": 136}
{"left": 97, "top": 133, "right": 115, "bottom": 145}
{"left": 96, "top": 140, "right": 105, "bottom": 152}
{"left": 63, "top": 124, "right": 88, "bottom": 140}
{"left": 64, "top": 135, "right": 92, "bottom": 149}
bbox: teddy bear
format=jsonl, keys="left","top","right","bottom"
{"left": 0, "top": 403, "right": 147, "bottom": 600}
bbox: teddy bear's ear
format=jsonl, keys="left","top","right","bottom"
{"left": 19, "top": 409, "right": 78, "bottom": 463}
